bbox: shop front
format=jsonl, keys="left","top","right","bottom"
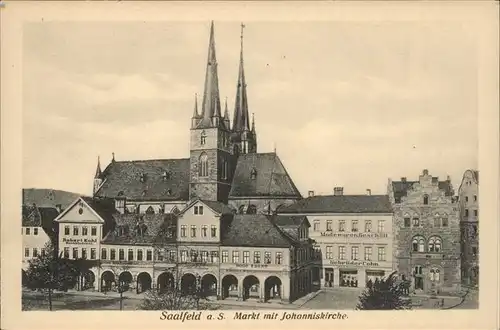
{"left": 322, "top": 260, "right": 393, "bottom": 289}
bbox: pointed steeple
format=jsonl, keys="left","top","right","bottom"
{"left": 223, "top": 97, "right": 231, "bottom": 129}
{"left": 232, "top": 22, "right": 250, "bottom": 132}
{"left": 200, "top": 21, "right": 222, "bottom": 125}
{"left": 193, "top": 93, "right": 200, "bottom": 118}
{"left": 94, "top": 156, "right": 102, "bottom": 179}
{"left": 251, "top": 112, "right": 255, "bottom": 132}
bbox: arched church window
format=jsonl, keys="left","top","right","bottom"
{"left": 428, "top": 236, "right": 442, "bottom": 253}
{"left": 414, "top": 265, "right": 423, "bottom": 275}
{"left": 429, "top": 268, "right": 440, "bottom": 282}
{"left": 250, "top": 168, "right": 257, "bottom": 180}
{"left": 145, "top": 206, "right": 155, "bottom": 214}
{"left": 200, "top": 131, "right": 207, "bottom": 145}
{"left": 423, "top": 194, "right": 429, "bottom": 205}
{"left": 412, "top": 235, "right": 425, "bottom": 252}
{"left": 199, "top": 153, "right": 208, "bottom": 177}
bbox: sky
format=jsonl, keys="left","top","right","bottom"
{"left": 22, "top": 20, "right": 478, "bottom": 197}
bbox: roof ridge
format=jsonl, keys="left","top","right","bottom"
{"left": 113, "top": 157, "right": 190, "bottom": 163}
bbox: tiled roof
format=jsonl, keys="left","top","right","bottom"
{"left": 229, "top": 153, "right": 302, "bottom": 198}
{"left": 391, "top": 180, "right": 454, "bottom": 203}
{"left": 278, "top": 195, "right": 393, "bottom": 214}
{"left": 102, "top": 213, "right": 177, "bottom": 245}
{"left": 271, "top": 215, "right": 309, "bottom": 227}
{"left": 201, "top": 200, "right": 236, "bottom": 215}
{"left": 81, "top": 197, "right": 117, "bottom": 225}
{"left": 22, "top": 189, "right": 82, "bottom": 209}
{"left": 221, "top": 214, "right": 298, "bottom": 248}
{"left": 95, "top": 159, "right": 190, "bottom": 201}
{"left": 22, "top": 205, "right": 60, "bottom": 236}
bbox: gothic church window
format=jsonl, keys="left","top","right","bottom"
{"left": 423, "top": 195, "right": 429, "bottom": 205}
{"left": 199, "top": 153, "right": 209, "bottom": 177}
{"left": 145, "top": 206, "right": 155, "bottom": 214}
{"left": 250, "top": 168, "right": 257, "bottom": 180}
{"left": 412, "top": 236, "right": 425, "bottom": 252}
{"left": 201, "top": 131, "right": 207, "bottom": 145}
{"left": 428, "top": 236, "right": 442, "bottom": 253}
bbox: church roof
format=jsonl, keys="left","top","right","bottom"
{"left": 221, "top": 214, "right": 299, "bottom": 248}
{"left": 95, "top": 159, "right": 190, "bottom": 201}
{"left": 229, "top": 152, "right": 302, "bottom": 198}
{"left": 279, "top": 195, "right": 393, "bottom": 214}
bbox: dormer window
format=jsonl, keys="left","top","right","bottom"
{"left": 201, "top": 131, "right": 207, "bottom": 145}
{"left": 142, "top": 190, "right": 147, "bottom": 197}
{"left": 117, "top": 225, "right": 129, "bottom": 236}
{"left": 166, "top": 189, "right": 172, "bottom": 196}
{"left": 250, "top": 168, "right": 257, "bottom": 180}
{"left": 136, "top": 223, "right": 148, "bottom": 236}
{"left": 140, "top": 173, "right": 147, "bottom": 183}
{"left": 162, "top": 171, "right": 171, "bottom": 181}
{"left": 145, "top": 206, "right": 155, "bottom": 214}
{"left": 117, "top": 191, "right": 124, "bottom": 197}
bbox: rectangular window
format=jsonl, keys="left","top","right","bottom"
{"left": 180, "top": 225, "right": 187, "bottom": 237}
{"left": 146, "top": 250, "right": 152, "bottom": 261}
{"left": 434, "top": 217, "right": 441, "bottom": 227}
{"left": 190, "top": 250, "right": 198, "bottom": 262}
{"left": 232, "top": 251, "right": 239, "bottom": 263}
{"left": 180, "top": 250, "right": 188, "bottom": 262}
{"left": 25, "top": 248, "right": 29, "bottom": 257}
{"left": 352, "top": 220, "right": 358, "bottom": 232}
{"left": 26, "top": 228, "right": 31, "bottom": 235}
{"left": 264, "top": 251, "right": 271, "bottom": 264}
{"left": 222, "top": 250, "right": 229, "bottom": 263}
{"left": 377, "top": 220, "right": 385, "bottom": 232}
{"left": 81, "top": 248, "right": 87, "bottom": 259}
{"left": 73, "top": 226, "right": 79, "bottom": 236}
{"left": 169, "top": 250, "right": 176, "bottom": 262}
{"left": 194, "top": 205, "right": 204, "bottom": 215}
{"left": 211, "top": 225, "right": 217, "bottom": 237}
{"left": 254, "top": 251, "right": 261, "bottom": 264}
{"left": 474, "top": 195, "right": 477, "bottom": 201}
{"left": 471, "top": 246, "right": 477, "bottom": 256}
{"left": 91, "top": 226, "right": 97, "bottom": 236}
{"left": 351, "top": 246, "right": 359, "bottom": 260}
{"left": 202, "top": 225, "right": 208, "bottom": 237}
{"left": 404, "top": 217, "right": 411, "bottom": 227}
{"left": 313, "top": 220, "right": 320, "bottom": 231}
{"left": 82, "top": 226, "right": 88, "bottom": 236}
{"left": 465, "top": 209, "right": 469, "bottom": 217}
{"left": 119, "top": 249, "right": 125, "bottom": 261}
{"left": 365, "top": 220, "right": 372, "bottom": 232}
{"left": 33, "top": 248, "right": 38, "bottom": 257}
{"left": 90, "top": 248, "right": 96, "bottom": 260}
{"left": 465, "top": 196, "right": 469, "bottom": 202}
{"left": 275, "top": 252, "right": 282, "bottom": 264}
{"left": 41, "top": 248, "right": 46, "bottom": 256}
{"left": 210, "top": 251, "right": 218, "bottom": 263}
{"left": 326, "top": 246, "right": 333, "bottom": 259}
{"left": 442, "top": 217, "right": 448, "bottom": 227}
{"left": 110, "top": 249, "right": 116, "bottom": 260}
{"left": 201, "top": 251, "right": 208, "bottom": 263}
{"left": 364, "top": 247, "right": 372, "bottom": 261}
{"left": 326, "top": 220, "right": 332, "bottom": 231}
{"left": 128, "top": 249, "right": 134, "bottom": 261}
{"left": 378, "top": 247, "right": 386, "bottom": 261}
{"left": 101, "top": 248, "right": 107, "bottom": 260}
{"left": 33, "top": 228, "right": 38, "bottom": 235}
{"left": 412, "top": 217, "right": 420, "bottom": 226}
{"left": 243, "top": 251, "right": 250, "bottom": 263}
{"left": 473, "top": 210, "right": 478, "bottom": 217}
{"left": 64, "top": 226, "right": 70, "bottom": 235}
{"left": 190, "top": 225, "right": 197, "bottom": 237}
{"left": 72, "top": 248, "right": 78, "bottom": 259}
{"left": 64, "top": 247, "right": 70, "bottom": 258}
{"left": 339, "top": 246, "right": 346, "bottom": 260}
{"left": 339, "top": 220, "right": 345, "bottom": 232}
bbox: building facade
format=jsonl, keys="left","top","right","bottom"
{"left": 278, "top": 188, "right": 395, "bottom": 289}
{"left": 388, "top": 169, "right": 461, "bottom": 295}
{"left": 54, "top": 197, "right": 315, "bottom": 303}
{"left": 457, "top": 169, "right": 479, "bottom": 287}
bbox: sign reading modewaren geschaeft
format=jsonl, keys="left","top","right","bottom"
{"left": 62, "top": 238, "right": 98, "bottom": 244}
{"left": 320, "top": 232, "right": 388, "bottom": 238}
{"left": 329, "top": 260, "right": 381, "bottom": 267}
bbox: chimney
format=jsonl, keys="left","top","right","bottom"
{"left": 446, "top": 175, "right": 451, "bottom": 182}
{"left": 333, "top": 187, "right": 344, "bottom": 196}
{"left": 55, "top": 204, "right": 62, "bottom": 213}
{"left": 366, "top": 189, "right": 371, "bottom": 196}
{"left": 308, "top": 190, "right": 315, "bottom": 198}
{"left": 423, "top": 169, "right": 429, "bottom": 176}
{"left": 401, "top": 177, "right": 407, "bottom": 183}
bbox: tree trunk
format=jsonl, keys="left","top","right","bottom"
{"left": 120, "top": 289, "right": 123, "bottom": 311}
{"left": 48, "top": 288, "right": 53, "bottom": 311}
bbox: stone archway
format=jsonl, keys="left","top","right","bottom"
{"left": 118, "top": 271, "right": 133, "bottom": 291}
{"left": 101, "top": 271, "right": 115, "bottom": 292}
{"left": 137, "top": 272, "right": 152, "bottom": 293}
{"left": 181, "top": 273, "right": 197, "bottom": 295}
{"left": 242, "top": 275, "right": 260, "bottom": 301}
{"left": 83, "top": 270, "right": 96, "bottom": 291}
{"left": 201, "top": 274, "right": 217, "bottom": 298}
{"left": 221, "top": 274, "right": 238, "bottom": 300}
{"left": 157, "top": 272, "right": 175, "bottom": 293}
{"left": 264, "top": 276, "right": 282, "bottom": 301}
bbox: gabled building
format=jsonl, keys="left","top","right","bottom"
{"left": 388, "top": 169, "right": 461, "bottom": 295}
{"left": 457, "top": 169, "right": 479, "bottom": 287}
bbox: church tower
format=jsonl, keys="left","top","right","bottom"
{"left": 189, "top": 21, "right": 233, "bottom": 202}
{"left": 232, "top": 23, "right": 257, "bottom": 155}
{"left": 93, "top": 156, "right": 103, "bottom": 196}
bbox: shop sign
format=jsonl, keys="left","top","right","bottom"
{"left": 62, "top": 238, "right": 98, "bottom": 244}
{"left": 329, "top": 260, "right": 380, "bottom": 267}
{"left": 320, "top": 232, "right": 388, "bottom": 238}
{"left": 233, "top": 263, "right": 269, "bottom": 269}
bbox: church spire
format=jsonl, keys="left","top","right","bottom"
{"left": 94, "top": 156, "right": 102, "bottom": 179}
{"left": 223, "top": 97, "right": 231, "bottom": 129}
{"left": 193, "top": 93, "right": 199, "bottom": 118}
{"left": 232, "top": 23, "right": 250, "bottom": 132}
{"left": 251, "top": 112, "right": 255, "bottom": 132}
{"left": 200, "top": 21, "right": 222, "bottom": 125}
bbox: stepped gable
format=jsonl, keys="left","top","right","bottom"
{"left": 221, "top": 214, "right": 299, "bottom": 248}
{"left": 392, "top": 179, "right": 454, "bottom": 203}
{"left": 229, "top": 152, "right": 302, "bottom": 198}
{"left": 279, "top": 195, "right": 393, "bottom": 214}
{"left": 95, "top": 158, "right": 190, "bottom": 201}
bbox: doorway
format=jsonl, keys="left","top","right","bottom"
{"left": 324, "top": 268, "right": 334, "bottom": 287}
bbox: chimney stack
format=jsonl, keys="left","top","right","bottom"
{"left": 55, "top": 204, "right": 62, "bottom": 213}
{"left": 446, "top": 175, "right": 451, "bottom": 182}
{"left": 366, "top": 189, "right": 371, "bottom": 196}
{"left": 308, "top": 190, "right": 315, "bottom": 198}
{"left": 423, "top": 169, "right": 429, "bottom": 176}
{"left": 401, "top": 177, "right": 407, "bottom": 183}
{"left": 333, "top": 187, "right": 344, "bottom": 196}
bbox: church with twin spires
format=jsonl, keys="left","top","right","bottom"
{"left": 92, "top": 22, "right": 302, "bottom": 216}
